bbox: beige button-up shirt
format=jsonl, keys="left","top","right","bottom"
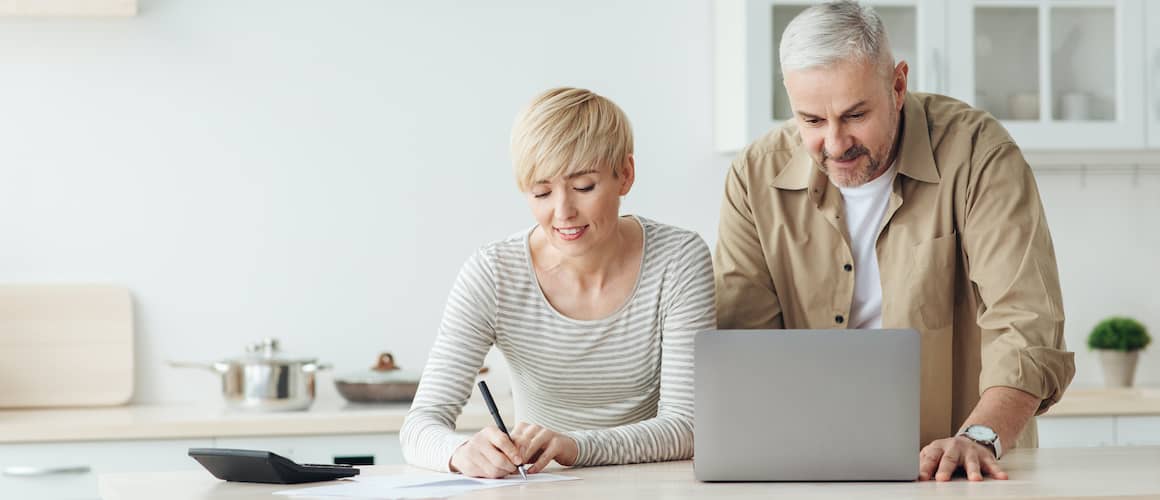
{"left": 714, "top": 92, "right": 1076, "bottom": 449}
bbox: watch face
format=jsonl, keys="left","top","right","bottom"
{"left": 966, "top": 425, "right": 997, "bottom": 441}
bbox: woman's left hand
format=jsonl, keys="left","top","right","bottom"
{"left": 510, "top": 422, "right": 579, "bottom": 473}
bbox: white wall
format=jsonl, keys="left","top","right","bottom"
{"left": 0, "top": 0, "right": 1155, "bottom": 405}
{"left": 1037, "top": 172, "right": 1160, "bottom": 388}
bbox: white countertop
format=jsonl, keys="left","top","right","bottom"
{"left": 99, "top": 447, "right": 1160, "bottom": 499}
{"left": 1042, "top": 386, "right": 1160, "bottom": 417}
{"left": 0, "top": 395, "right": 510, "bottom": 444}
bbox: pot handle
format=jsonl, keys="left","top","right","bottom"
{"left": 302, "top": 362, "right": 332, "bottom": 373}
{"left": 167, "top": 360, "right": 230, "bottom": 373}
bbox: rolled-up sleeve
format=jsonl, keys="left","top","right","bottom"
{"left": 962, "top": 142, "right": 1076, "bottom": 414}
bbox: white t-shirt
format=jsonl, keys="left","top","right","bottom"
{"left": 837, "top": 164, "right": 898, "bottom": 330}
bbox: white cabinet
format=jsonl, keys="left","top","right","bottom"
{"left": 946, "top": 0, "right": 1145, "bottom": 149}
{"left": 1115, "top": 416, "right": 1160, "bottom": 445}
{"left": 1142, "top": 3, "right": 1160, "bottom": 147}
{"left": 716, "top": 0, "right": 1155, "bottom": 151}
{"left": 1037, "top": 415, "right": 1160, "bottom": 447}
{"left": 213, "top": 433, "right": 403, "bottom": 466}
{"left": 1036, "top": 416, "right": 1117, "bottom": 447}
{"left": 713, "top": 0, "right": 946, "bottom": 152}
{"left": 0, "top": 438, "right": 209, "bottom": 500}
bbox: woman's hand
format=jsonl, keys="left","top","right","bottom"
{"left": 511, "top": 422, "right": 579, "bottom": 473}
{"left": 449, "top": 427, "right": 525, "bottom": 478}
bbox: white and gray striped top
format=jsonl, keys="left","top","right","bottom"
{"left": 400, "top": 216, "right": 716, "bottom": 472}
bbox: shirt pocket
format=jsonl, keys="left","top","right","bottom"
{"left": 909, "top": 232, "right": 958, "bottom": 330}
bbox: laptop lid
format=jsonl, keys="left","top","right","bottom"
{"left": 694, "top": 329, "right": 920, "bottom": 482}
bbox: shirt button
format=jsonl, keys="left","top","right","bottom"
{"left": 843, "top": 263, "right": 853, "bottom": 272}
{"left": 835, "top": 315, "right": 845, "bottom": 324}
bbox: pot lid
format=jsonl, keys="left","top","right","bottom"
{"left": 336, "top": 353, "right": 421, "bottom": 384}
{"left": 225, "top": 338, "right": 318, "bottom": 364}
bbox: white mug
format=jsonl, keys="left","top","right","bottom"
{"left": 1060, "top": 92, "right": 1089, "bottom": 121}
{"left": 1009, "top": 92, "right": 1039, "bottom": 120}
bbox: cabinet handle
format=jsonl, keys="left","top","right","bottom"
{"left": 1153, "top": 50, "right": 1160, "bottom": 120}
{"left": 3, "top": 465, "right": 91, "bottom": 477}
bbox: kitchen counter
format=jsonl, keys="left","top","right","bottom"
{"left": 0, "top": 396, "right": 509, "bottom": 444}
{"left": 1043, "top": 387, "right": 1160, "bottom": 417}
{"left": 98, "top": 446, "right": 1160, "bottom": 499}
{"left": 3, "top": 386, "right": 1153, "bottom": 444}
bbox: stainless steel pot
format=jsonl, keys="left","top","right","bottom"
{"left": 169, "top": 338, "right": 330, "bottom": 411}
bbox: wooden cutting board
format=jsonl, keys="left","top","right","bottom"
{"left": 0, "top": 285, "right": 134, "bottom": 408}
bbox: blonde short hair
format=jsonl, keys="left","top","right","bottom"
{"left": 510, "top": 87, "right": 633, "bottom": 192}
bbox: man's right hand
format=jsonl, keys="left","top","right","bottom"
{"left": 448, "top": 426, "right": 524, "bottom": 478}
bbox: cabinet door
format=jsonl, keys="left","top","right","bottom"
{"left": 1144, "top": 2, "right": 1160, "bottom": 146}
{"left": 947, "top": 0, "right": 1145, "bottom": 149}
{"left": 1115, "top": 416, "right": 1160, "bottom": 445}
{"left": 0, "top": 438, "right": 209, "bottom": 500}
{"left": 214, "top": 433, "right": 403, "bottom": 466}
{"left": 714, "top": 0, "right": 945, "bottom": 153}
{"left": 1036, "top": 416, "right": 1116, "bottom": 447}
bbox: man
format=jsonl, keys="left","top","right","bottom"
{"left": 713, "top": 1, "right": 1075, "bottom": 482}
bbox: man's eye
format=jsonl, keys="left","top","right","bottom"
{"left": 574, "top": 185, "right": 595, "bottom": 192}
{"left": 533, "top": 191, "right": 550, "bottom": 199}
{"left": 847, "top": 113, "right": 865, "bottom": 120}
{"left": 804, "top": 118, "right": 822, "bottom": 125}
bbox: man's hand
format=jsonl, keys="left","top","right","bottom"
{"left": 510, "top": 422, "right": 578, "bottom": 473}
{"left": 918, "top": 435, "right": 1008, "bottom": 481}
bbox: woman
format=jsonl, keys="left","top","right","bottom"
{"left": 400, "top": 87, "right": 715, "bottom": 478}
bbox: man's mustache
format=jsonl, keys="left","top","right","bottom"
{"left": 823, "top": 145, "right": 870, "bottom": 162}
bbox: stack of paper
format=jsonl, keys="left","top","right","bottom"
{"left": 275, "top": 471, "right": 579, "bottom": 499}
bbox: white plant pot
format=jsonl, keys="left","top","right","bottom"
{"left": 1098, "top": 350, "right": 1140, "bottom": 388}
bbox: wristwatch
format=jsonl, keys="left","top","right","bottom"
{"left": 958, "top": 424, "right": 1002, "bottom": 459}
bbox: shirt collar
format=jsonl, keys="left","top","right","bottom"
{"left": 771, "top": 92, "right": 941, "bottom": 191}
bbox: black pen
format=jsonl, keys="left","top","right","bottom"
{"left": 477, "top": 380, "right": 528, "bottom": 480}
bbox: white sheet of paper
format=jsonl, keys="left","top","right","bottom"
{"left": 273, "top": 471, "right": 579, "bottom": 498}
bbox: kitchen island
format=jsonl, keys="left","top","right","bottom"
{"left": 99, "top": 446, "right": 1160, "bottom": 499}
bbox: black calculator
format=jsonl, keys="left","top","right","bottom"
{"left": 188, "top": 448, "right": 361, "bottom": 484}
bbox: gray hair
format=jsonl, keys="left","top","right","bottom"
{"left": 779, "top": 0, "right": 895, "bottom": 76}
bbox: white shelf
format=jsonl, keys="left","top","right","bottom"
{"left": 0, "top": 0, "right": 136, "bottom": 16}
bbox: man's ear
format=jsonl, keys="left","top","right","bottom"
{"left": 892, "top": 60, "right": 909, "bottom": 110}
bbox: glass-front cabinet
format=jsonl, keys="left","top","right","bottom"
{"left": 1144, "top": 1, "right": 1160, "bottom": 147}
{"left": 715, "top": 0, "right": 1150, "bottom": 152}
{"left": 714, "top": 0, "right": 946, "bottom": 152}
{"left": 945, "top": 0, "right": 1144, "bottom": 149}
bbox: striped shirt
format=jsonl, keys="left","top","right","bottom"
{"left": 400, "top": 216, "right": 716, "bottom": 471}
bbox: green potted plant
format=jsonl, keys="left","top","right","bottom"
{"left": 1087, "top": 317, "right": 1152, "bottom": 388}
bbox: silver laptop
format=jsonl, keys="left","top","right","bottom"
{"left": 694, "top": 329, "right": 919, "bottom": 482}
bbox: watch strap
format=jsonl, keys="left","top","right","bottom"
{"left": 957, "top": 427, "right": 1002, "bottom": 459}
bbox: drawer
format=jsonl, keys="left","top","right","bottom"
{"left": 1116, "top": 416, "right": 1160, "bottom": 445}
{"left": 213, "top": 433, "right": 402, "bottom": 466}
{"left": 0, "top": 438, "right": 209, "bottom": 500}
{"left": 1035, "top": 416, "right": 1116, "bottom": 447}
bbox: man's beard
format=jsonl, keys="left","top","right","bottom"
{"left": 818, "top": 131, "right": 895, "bottom": 188}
